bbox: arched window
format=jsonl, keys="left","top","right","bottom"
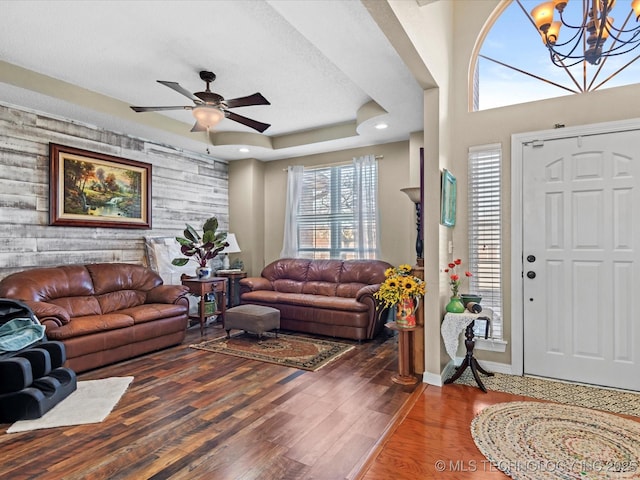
{"left": 471, "top": 0, "right": 640, "bottom": 111}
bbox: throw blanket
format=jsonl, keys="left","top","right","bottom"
{"left": 0, "top": 318, "right": 45, "bottom": 353}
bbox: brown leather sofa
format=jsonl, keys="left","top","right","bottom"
{"left": 239, "top": 258, "right": 392, "bottom": 340}
{"left": 0, "top": 263, "right": 190, "bottom": 373}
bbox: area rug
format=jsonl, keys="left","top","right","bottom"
{"left": 190, "top": 332, "right": 354, "bottom": 371}
{"left": 7, "top": 376, "right": 133, "bottom": 433}
{"left": 471, "top": 402, "right": 640, "bottom": 479}
{"left": 455, "top": 370, "right": 640, "bottom": 417}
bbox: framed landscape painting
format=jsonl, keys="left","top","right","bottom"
{"left": 440, "top": 168, "right": 456, "bottom": 227}
{"left": 49, "top": 143, "right": 151, "bottom": 229}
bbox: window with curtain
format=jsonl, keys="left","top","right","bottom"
{"left": 283, "top": 155, "right": 379, "bottom": 260}
{"left": 468, "top": 144, "right": 503, "bottom": 340}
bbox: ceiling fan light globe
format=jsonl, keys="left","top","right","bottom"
{"left": 192, "top": 105, "right": 224, "bottom": 128}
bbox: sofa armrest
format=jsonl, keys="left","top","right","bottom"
{"left": 356, "top": 284, "right": 389, "bottom": 339}
{"left": 355, "top": 284, "right": 380, "bottom": 303}
{"left": 146, "top": 285, "right": 190, "bottom": 304}
{"left": 23, "top": 301, "right": 70, "bottom": 326}
{"left": 356, "top": 284, "right": 379, "bottom": 315}
{"left": 239, "top": 277, "right": 273, "bottom": 295}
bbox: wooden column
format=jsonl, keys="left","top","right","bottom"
{"left": 412, "top": 264, "right": 425, "bottom": 374}
{"left": 385, "top": 322, "right": 418, "bottom": 385}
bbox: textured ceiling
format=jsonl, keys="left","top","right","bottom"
{"left": 0, "top": 0, "right": 425, "bottom": 162}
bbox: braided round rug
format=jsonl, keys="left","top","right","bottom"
{"left": 471, "top": 402, "right": 640, "bottom": 479}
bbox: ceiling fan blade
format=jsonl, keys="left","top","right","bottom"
{"left": 190, "top": 121, "right": 207, "bottom": 132}
{"left": 225, "top": 111, "right": 271, "bottom": 133}
{"left": 157, "top": 80, "right": 201, "bottom": 103}
{"left": 130, "top": 106, "right": 192, "bottom": 112}
{"left": 225, "top": 92, "right": 270, "bottom": 108}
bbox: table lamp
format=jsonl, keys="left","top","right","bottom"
{"left": 220, "top": 233, "right": 241, "bottom": 270}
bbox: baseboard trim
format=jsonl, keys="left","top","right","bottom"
{"left": 423, "top": 359, "right": 515, "bottom": 387}
{"left": 422, "top": 370, "right": 444, "bottom": 386}
{"left": 452, "top": 358, "right": 514, "bottom": 375}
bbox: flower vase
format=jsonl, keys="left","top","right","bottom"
{"left": 396, "top": 296, "right": 417, "bottom": 328}
{"left": 445, "top": 295, "right": 465, "bottom": 313}
{"left": 196, "top": 266, "right": 212, "bottom": 279}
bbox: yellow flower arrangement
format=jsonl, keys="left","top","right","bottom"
{"left": 374, "top": 264, "right": 426, "bottom": 309}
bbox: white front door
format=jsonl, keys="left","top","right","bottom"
{"left": 522, "top": 129, "right": 640, "bottom": 391}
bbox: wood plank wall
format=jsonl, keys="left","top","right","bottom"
{"left": 0, "top": 103, "right": 229, "bottom": 280}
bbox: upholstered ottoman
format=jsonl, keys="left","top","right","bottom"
{"left": 225, "top": 304, "right": 280, "bottom": 339}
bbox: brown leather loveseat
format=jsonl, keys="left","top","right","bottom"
{"left": 0, "top": 263, "right": 190, "bottom": 372}
{"left": 239, "top": 258, "right": 392, "bottom": 340}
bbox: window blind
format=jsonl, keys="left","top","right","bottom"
{"left": 297, "top": 162, "right": 378, "bottom": 259}
{"left": 468, "top": 144, "right": 502, "bottom": 339}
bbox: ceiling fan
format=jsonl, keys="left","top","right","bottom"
{"left": 130, "top": 70, "right": 271, "bottom": 133}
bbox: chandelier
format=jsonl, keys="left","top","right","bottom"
{"left": 529, "top": 0, "right": 640, "bottom": 67}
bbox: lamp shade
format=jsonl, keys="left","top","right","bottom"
{"left": 531, "top": 2, "right": 554, "bottom": 31}
{"left": 221, "top": 233, "right": 241, "bottom": 254}
{"left": 400, "top": 187, "right": 421, "bottom": 203}
{"left": 192, "top": 105, "right": 224, "bottom": 129}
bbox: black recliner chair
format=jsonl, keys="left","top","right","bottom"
{"left": 0, "top": 298, "right": 77, "bottom": 423}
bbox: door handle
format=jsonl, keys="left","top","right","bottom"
{"left": 527, "top": 255, "right": 536, "bottom": 263}
{"left": 527, "top": 271, "right": 536, "bottom": 279}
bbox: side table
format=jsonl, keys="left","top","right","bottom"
{"left": 441, "top": 310, "right": 494, "bottom": 392}
{"left": 181, "top": 276, "right": 227, "bottom": 336}
{"left": 215, "top": 270, "right": 247, "bottom": 307}
{"left": 385, "top": 322, "right": 418, "bottom": 385}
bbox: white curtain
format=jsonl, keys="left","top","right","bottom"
{"left": 352, "top": 154, "right": 380, "bottom": 259}
{"left": 280, "top": 165, "right": 304, "bottom": 258}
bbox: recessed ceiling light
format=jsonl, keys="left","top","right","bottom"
{"left": 375, "top": 123, "right": 388, "bottom": 130}
{"left": 239, "top": 147, "right": 250, "bottom": 153}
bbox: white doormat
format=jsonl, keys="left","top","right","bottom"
{"left": 7, "top": 376, "right": 133, "bottom": 433}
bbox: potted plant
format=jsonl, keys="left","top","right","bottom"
{"left": 374, "top": 264, "right": 426, "bottom": 328}
{"left": 171, "top": 217, "right": 228, "bottom": 279}
{"left": 442, "top": 258, "right": 473, "bottom": 313}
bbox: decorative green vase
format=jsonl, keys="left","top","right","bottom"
{"left": 445, "top": 295, "right": 465, "bottom": 313}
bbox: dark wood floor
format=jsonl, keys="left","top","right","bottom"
{"left": 0, "top": 324, "right": 420, "bottom": 480}
{"left": 6, "top": 322, "right": 604, "bottom": 480}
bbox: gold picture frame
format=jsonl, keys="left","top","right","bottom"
{"left": 49, "top": 143, "right": 151, "bottom": 229}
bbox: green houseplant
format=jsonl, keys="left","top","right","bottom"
{"left": 171, "top": 217, "right": 228, "bottom": 279}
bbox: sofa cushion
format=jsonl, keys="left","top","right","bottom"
{"left": 340, "top": 260, "right": 388, "bottom": 284}
{"left": 301, "top": 281, "right": 338, "bottom": 296}
{"left": 273, "top": 279, "right": 305, "bottom": 294}
{"left": 45, "top": 313, "right": 135, "bottom": 340}
{"left": 0, "top": 265, "right": 94, "bottom": 302}
{"left": 240, "top": 290, "right": 368, "bottom": 312}
{"left": 86, "top": 263, "right": 162, "bottom": 295}
{"left": 97, "top": 290, "right": 147, "bottom": 314}
{"left": 50, "top": 295, "right": 102, "bottom": 318}
{"left": 307, "top": 260, "right": 342, "bottom": 282}
{"left": 336, "top": 283, "right": 368, "bottom": 298}
{"left": 262, "top": 258, "right": 311, "bottom": 282}
{"left": 119, "top": 303, "right": 188, "bottom": 324}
